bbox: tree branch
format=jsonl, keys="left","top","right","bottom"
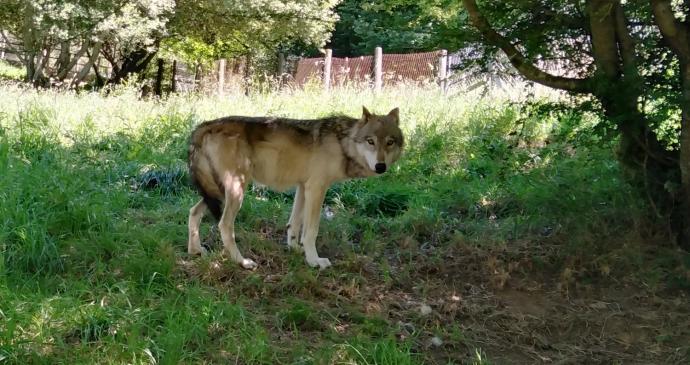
{"left": 0, "top": 30, "right": 25, "bottom": 63}
{"left": 613, "top": 2, "right": 637, "bottom": 73}
{"left": 651, "top": 0, "right": 690, "bottom": 64}
{"left": 587, "top": 0, "right": 620, "bottom": 79}
{"left": 462, "top": 0, "right": 591, "bottom": 93}
{"left": 56, "top": 37, "right": 91, "bottom": 80}
{"left": 70, "top": 41, "right": 102, "bottom": 88}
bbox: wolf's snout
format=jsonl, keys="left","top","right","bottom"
{"left": 375, "top": 163, "right": 387, "bottom": 174}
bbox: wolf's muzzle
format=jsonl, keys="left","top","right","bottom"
{"left": 375, "top": 163, "right": 387, "bottom": 174}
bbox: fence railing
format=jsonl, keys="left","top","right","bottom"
{"left": 2, "top": 34, "right": 455, "bottom": 94}
{"left": 287, "top": 47, "right": 449, "bottom": 92}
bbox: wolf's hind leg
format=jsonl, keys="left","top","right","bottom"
{"left": 287, "top": 183, "right": 305, "bottom": 251}
{"left": 188, "top": 199, "right": 207, "bottom": 255}
{"left": 301, "top": 183, "right": 331, "bottom": 269}
{"left": 219, "top": 173, "right": 257, "bottom": 270}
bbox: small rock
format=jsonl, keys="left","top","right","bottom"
{"left": 420, "top": 304, "right": 432, "bottom": 316}
{"left": 430, "top": 336, "right": 443, "bottom": 347}
{"left": 397, "top": 321, "right": 416, "bottom": 334}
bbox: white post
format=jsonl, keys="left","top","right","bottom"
{"left": 438, "top": 49, "right": 448, "bottom": 94}
{"left": 218, "top": 58, "right": 226, "bottom": 96}
{"left": 0, "top": 37, "right": 5, "bottom": 60}
{"left": 323, "top": 49, "right": 332, "bottom": 91}
{"left": 374, "top": 47, "right": 383, "bottom": 93}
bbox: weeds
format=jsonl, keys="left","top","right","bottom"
{"left": 0, "top": 83, "right": 688, "bottom": 364}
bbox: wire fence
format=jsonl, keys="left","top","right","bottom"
{"left": 2, "top": 33, "right": 456, "bottom": 94}
{"left": 293, "top": 49, "right": 446, "bottom": 89}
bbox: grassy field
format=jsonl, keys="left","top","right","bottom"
{"left": 1, "top": 81, "right": 689, "bottom": 364}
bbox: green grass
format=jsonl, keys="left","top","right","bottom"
{"left": 0, "top": 60, "right": 24, "bottom": 81}
{"left": 0, "top": 83, "right": 687, "bottom": 364}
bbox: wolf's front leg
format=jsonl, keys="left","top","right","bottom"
{"left": 286, "top": 184, "right": 305, "bottom": 251}
{"left": 300, "top": 183, "right": 331, "bottom": 269}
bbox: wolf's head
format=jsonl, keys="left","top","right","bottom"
{"left": 351, "top": 106, "right": 404, "bottom": 175}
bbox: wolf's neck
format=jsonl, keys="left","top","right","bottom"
{"left": 340, "top": 136, "right": 375, "bottom": 179}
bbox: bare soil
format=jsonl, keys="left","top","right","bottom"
{"left": 176, "top": 233, "right": 690, "bottom": 364}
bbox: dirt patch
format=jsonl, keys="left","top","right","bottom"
{"left": 174, "top": 237, "right": 690, "bottom": 364}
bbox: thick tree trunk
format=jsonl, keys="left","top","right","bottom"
{"left": 676, "top": 62, "right": 690, "bottom": 250}
{"left": 651, "top": 0, "right": 690, "bottom": 250}
{"left": 463, "top": 0, "right": 688, "bottom": 248}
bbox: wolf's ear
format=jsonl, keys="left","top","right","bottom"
{"left": 388, "top": 107, "right": 400, "bottom": 124}
{"left": 362, "top": 106, "right": 372, "bottom": 120}
{"left": 360, "top": 106, "right": 372, "bottom": 125}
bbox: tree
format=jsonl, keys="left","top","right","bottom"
{"left": 0, "top": 0, "right": 173, "bottom": 87}
{"left": 0, "top": 0, "right": 340, "bottom": 87}
{"left": 330, "top": 0, "right": 690, "bottom": 248}
{"left": 328, "top": 0, "right": 463, "bottom": 55}
{"left": 96, "top": 0, "right": 174, "bottom": 86}
{"left": 166, "top": 0, "right": 340, "bottom": 67}
{"left": 456, "top": 0, "right": 690, "bottom": 249}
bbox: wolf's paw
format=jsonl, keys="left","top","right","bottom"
{"left": 287, "top": 242, "right": 304, "bottom": 252}
{"left": 307, "top": 257, "right": 332, "bottom": 270}
{"left": 188, "top": 244, "right": 208, "bottom": 256}
{"left": 240, "top": 258, "right": 258, "bottom": 270}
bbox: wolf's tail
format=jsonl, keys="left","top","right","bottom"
{"left": 188, "top": 131, "right": 223, "bottom": 221}
{"left": 200, "top": 190, "right": 222, "bottom": 221}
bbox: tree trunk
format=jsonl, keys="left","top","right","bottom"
{"left": 70, "top": 42, "right": 102, "bottom": 88}
{"left": 194, "top": 62, "right": 202, "bottom": 91}
{"left": 154, "top": 58, "right": 164, "bottom": 96}
{"left": 108, "top": 48, "right": 157, "bottom": 85}
{"left": 651, "top": 0, "right": 690, "bottom": 250}
{"left": 675, "top": 62, "right": 690, "bottom": 250}
{"left": 170, "top": 59, "right": 177, "bottom": 93}
{"left": 244, "top": 54, "right": 252, "bottom": 96}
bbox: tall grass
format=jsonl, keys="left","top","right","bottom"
{"left": 0, "top": 82, "right": 670, "bottom": 364}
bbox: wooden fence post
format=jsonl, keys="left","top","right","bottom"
{"left": 438, "top": 49, "right": 448, "bottom": 94}
{"left": 374, "top": 47, "right": 383, "bottom": 93}
{"left": 323, "top": 49, "right": 332, "bottom": 91}
{"left": 278, "top": 52, "right": 286, "bottom": 84}
{"left": 218, "top": 58, "right": 226, "bottom": 96}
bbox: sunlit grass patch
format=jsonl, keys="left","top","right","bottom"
{"left": 1, "top": 83, "right": 685, "bottom": 364}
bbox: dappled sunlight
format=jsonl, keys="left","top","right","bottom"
{"left": 1, "top": 83, "right": 689, "bottom": 364}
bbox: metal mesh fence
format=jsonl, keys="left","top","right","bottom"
{"left": 293, "top": 50, "right": 444, "bottom": 87}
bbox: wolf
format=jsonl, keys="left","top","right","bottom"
{"left": 187, "top": 107, "right": 404, "bottom": 269}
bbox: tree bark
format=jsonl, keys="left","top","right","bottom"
{"left": 154, "top": 58, "right": 165, "bottom": 96}
{"left": 463, "top": 0, "right": 685, "bottom": 248}
{"left": 56, "top": 39, "right": 91, "bottom": 81}
{"left": 70, "top": 41, "right": 102, "bottom": 88}
{"left": 651, "top": 0, "right": 690, "bottom": 250}
{"left": 462, "top": 0, "right": 592, "bottom": 93}
{"left": 107, "top": 48, "right": 157, "bottom": 85}
{"left": 170, "top": 59, "right": 177, "bottom": 94}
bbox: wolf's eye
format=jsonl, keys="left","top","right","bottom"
{"left": 387, "top": 139, "right": 395, "bottom": 146}
{"left": 366, "top": 138, "right": 375, "bottom": 145}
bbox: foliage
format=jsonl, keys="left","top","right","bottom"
{"left": 440, "top": 0, "right": 690, "bottom": 250}
{"left": 0, "top": 59, "right": 24, "bottom": 80}
{"left": 0, "top": 0, "right": 340, "bottom": 86}
{"left": 0, "top": 0, "right": 174, "bottom": 85}
{"left": 2, "top": 83, "right": 688, "bottom": 363}
{"left": 329, "top": 0, "right": 464, "bottom": 56}
{"left": 161, "top": 0, "right": 340, "bottom": 67}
